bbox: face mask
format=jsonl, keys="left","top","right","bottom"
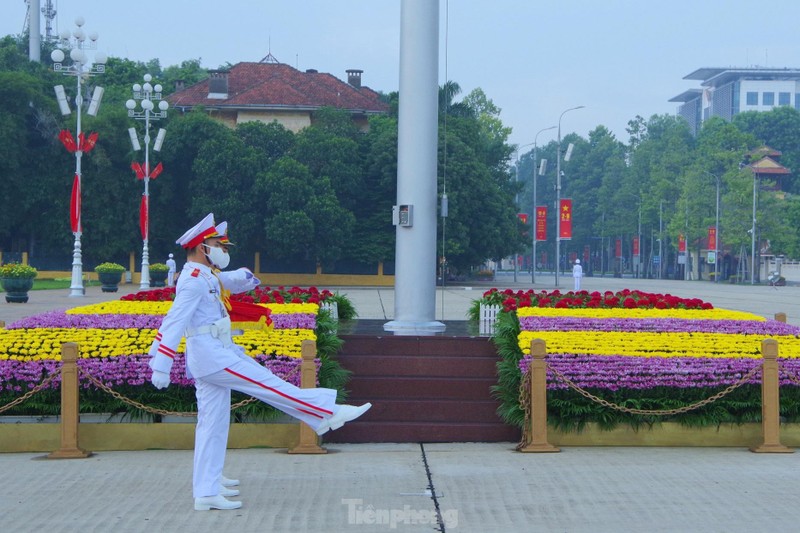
{"left": 203, "top": 244, "right": 230, "bottom": 269}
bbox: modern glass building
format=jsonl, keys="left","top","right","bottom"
{"left": 669, "top": 67, "right": 800, "bottom": 135}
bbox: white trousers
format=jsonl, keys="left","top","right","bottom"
{"left": 192, "top": 358, "right": 337, "bottom": 497}
{"left": 574, "top": 277, "right": 581, "bottom": 291}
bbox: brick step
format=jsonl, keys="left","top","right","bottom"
{"left": 334, "top": 354, "right": 499, "bottom": 378}
{"left": 324, "top": 421, "right": 520, "bottom": 443}
{"left": 343, "top": 377, "right": 497, "bottom": 400}
{"left": 338, "top": 399, "right": 504, "bottom": 423}
{"left": 328, "top": 334, "right": 517, "bottom": 443}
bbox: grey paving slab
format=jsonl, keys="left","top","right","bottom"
{"left": 2, "top": 444, "right": 799, "bottom": 532}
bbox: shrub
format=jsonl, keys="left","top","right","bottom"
{"left": 0, "top": 263, "right": 37, "bottom": 279}
{"left": 94, "top": 262, "right": 126, "bottom": 274}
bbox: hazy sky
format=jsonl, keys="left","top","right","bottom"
{"left": 5, "top": 1, "right": 800, "bottom": 151}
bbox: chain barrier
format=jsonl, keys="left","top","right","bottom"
{"left": 0, "top": 370, "right": 60, "bottom": 415}
{"left": 516, "top": 360, "right": 763, "bottom": 446}
{"left": 516, "top": 366, "right": 532, "bottom": 451}
{"left": 0, "top": 362, "right": 301, "bottom": 419}
{"left": 777, "top": 360, "right": 800, "bottom": 387}
{"left": 78, "top": 365, "right": 301, "bottom": 418}
{"left": 546, "top": 362, "right": 762, "bottom": 416}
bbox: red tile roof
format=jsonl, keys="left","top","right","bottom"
{"left": 168, "top": 62, "right": 388, "bottom": 114}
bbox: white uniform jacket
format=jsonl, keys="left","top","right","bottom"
{"left": 148, "top": 262, "right": 259, "bottom": 379}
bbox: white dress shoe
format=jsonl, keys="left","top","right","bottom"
{"left": 220, "top": 484, "right": 240, "bottom": 497}
{"left": 194, "top": 495, "right": 242, "bottom": 511}
{"left": 220, "top": 475, "right": 239, "bottom": 487}
{"left": 316, "top": 403, "right": 372, "bottom": 436}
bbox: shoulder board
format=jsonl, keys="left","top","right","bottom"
{"left": 191, "top": 269, "right": 201, "bottom": 277}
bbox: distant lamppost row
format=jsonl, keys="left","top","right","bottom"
{"left": 126, "top": 74, "right": 169, "bottom": 289}
{"left": 554, "top": 106, "right": 585, "bottom": 287}
{"left": 531, "top": 125, "right": 556, "bottom": 284}
{"left": 51, "top": 17, "right": 107, "bottom": 297}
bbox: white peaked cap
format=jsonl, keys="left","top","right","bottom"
{"left": 176, "top": 213, "right": 217, "bottom": 248}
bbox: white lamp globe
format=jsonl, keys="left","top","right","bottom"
{"left": 132, "top": 83, "right": 142, "bottom": 92}
{"left": 74, "top": 29, "right": 86, "bottom": 41}
{"left": 51, "top": 49, "right": 65, "bottom": 62}
{"left": 143, "top": 82, "right": 153, "bottom": 93}
{"left": 158, "top": 100, "right": 169, "bottom": 111}
{"left": 75, "top": 17, "right": 85, "bottom": 27}
{"left": 59, "top": 29, "right": 71, "bottom": 40}
{"left": 125, "top": 99, "right": 137, "bottom": 110}
{"left": 95, "top": 51, "right": 108, "bottom": 64}
{"left": 70, "top": 48, "right": 85, "bottom": 63}
{"left": 141, "top": 99, "right": 154, "bottom": 111}
{"left": 154, "top": 84, "right": 163, "bottom": 93}
{"left": 143, "top": 74, "right": 152, "bottom": 82}
{"left": 89, "top": 31, "right": 98, "bottom": 42}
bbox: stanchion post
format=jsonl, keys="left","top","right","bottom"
{"left": 47, "top": 342, "right": 92, "bottom": 459}
{"left": 288, "top": 339, "right": 327, "bottom": 454}
{"left": 775, "top": 312, "right": 787, "bottom": 323}
{"left": 750, "top": 339, "right": 793, "bottom": 453}
{"left": 519, "top": 339, "right": 560, "bottom": 453}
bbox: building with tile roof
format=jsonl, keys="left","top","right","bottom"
{"left": 167, "top": 61, "right": 389, "bottom": 132}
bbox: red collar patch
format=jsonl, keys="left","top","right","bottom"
{"left": 191, "top": 268, "right": 201, "bottom": 277}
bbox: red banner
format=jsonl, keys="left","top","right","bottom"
{"left": 535, "top": 206, "right": 547, "bottom": 241}
{"left": 69, "top": 174, "right": 81, "bottom": 233}
{"left": 139, "top": 195, "right": 149, "bottom": 241}
{"left": 559, "top": 199, "right": 572, "bottom": 239}
{"left": 150, "top": 162, "right": 163, "bottom": 180}
{"left": 583, "top": 245, "right": 590, "bottom": 264}
{"left": 678, "top": 234, "right": 686, "bottom": 253}
{"left": 615, "top": 238, "right": 622, "bottom": 258}
{"left": 708, "top": 226, "right": 717, "bottom": 251}
{"left": 632, "top": 236, "right": 640, "bottom": 257}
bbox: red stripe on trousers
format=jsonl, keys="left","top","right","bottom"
{"left": 224, "top": 368, "right": 333, "bottom": 415}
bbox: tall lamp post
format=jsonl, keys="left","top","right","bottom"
{"left": 555, "top": 106, "right": 584, "bottom": 287}
{"left": 126, "top": 74, "right": 169, "bottom": 290}
{"left": 51, "top": 17, "right": 107, "bottom": 297}
{"left": 531, "top": 125, "right": 556, "bottom": 284}
{"left": 751, "top": 169, "right": 758, "bottom": 285}
{"left": 513, "top": 143, "right": 535, "bottom": 283}
{"left": 703, "top": 172, "right": 721, "bottom": 283}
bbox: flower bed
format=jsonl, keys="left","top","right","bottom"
{"left": 0, "top": 286, "right": 350, "bottom": 420}
{"left": 487, "top": 288, "right": 800, "bottom": 431}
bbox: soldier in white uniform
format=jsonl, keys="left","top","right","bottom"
{"left": 572, "top": 259, "right": 583, "bottom": 291}
{"left": 166, "top": 253, "right": 177, "bottom": 287}
{"left": 148, "top": 213, "right": 370, "bottom": 511}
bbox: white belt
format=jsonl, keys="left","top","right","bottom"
{"left": 186, "top": 317, "right": 233, "bottom": 344}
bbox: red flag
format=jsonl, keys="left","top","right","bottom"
{"left": 150, "top": 162, "right": 163, "bottom": 179}
{"left": 615, "top": 238, "right": 622, "bottom": 258}
{"left": 59, "top": 130, "right": 77, "bottom": 152}
{"left": 535, "top": 206, "right": 547, "bottom": 241}
{"left": 81, "top": 132, "right": 99, "bottom": 153}
{"left": 70, "top": 174, "right": 81, "bottom": 233}
{"left": 708, "top": 226, "right": 717, "bottom": 251}
{"left": 559, "top": 199, "right": 572, "bottom": 239}
{"left": 131, "top": 162, "right": 145, "bottom": 179}
{"left": 678, "top": 234, "right": 686, "bottom": 253}
{"left": 139, "top": 195, "right": 148, "bottom": 240}
{"left": 633, "top": 236, "right": 640, "bottom": 257}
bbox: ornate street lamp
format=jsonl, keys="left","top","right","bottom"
{"left": 126, "top": 74, "right": 168, "bottom": 289}
{"left": 51, "top": 17, "right": 107, "bottom": 297}
{"left": 555, "top": 106, "right": 584, "bottom": 287}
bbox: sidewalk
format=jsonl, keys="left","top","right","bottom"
{"left": 2, "top": 278, "right": 800, "bottom": 531}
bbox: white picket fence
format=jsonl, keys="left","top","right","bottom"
{"left": 479, "top": 303, "right": 501, "bottom": 335}
{"left": 320, "top": 301, "right": 339, "bottom": 320}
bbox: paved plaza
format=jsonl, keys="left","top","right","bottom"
{"left": 2, "top": 276, "right": 800, "bottom": 531}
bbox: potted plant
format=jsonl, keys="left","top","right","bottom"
{"left": 148, "top": 263, "right": 169, "bottom": 287}
{"left": 94, "top": 262, "right": 126, "bottom": 292}
{"left": 0, "top": 262, "right": 38, "bottom": 303}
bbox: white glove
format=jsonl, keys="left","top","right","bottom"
{"left": 239, "top": 268, "right": 261, "bottom": 289}
{"left": 151, "top": 370, "right": 170, "bottom": 390}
